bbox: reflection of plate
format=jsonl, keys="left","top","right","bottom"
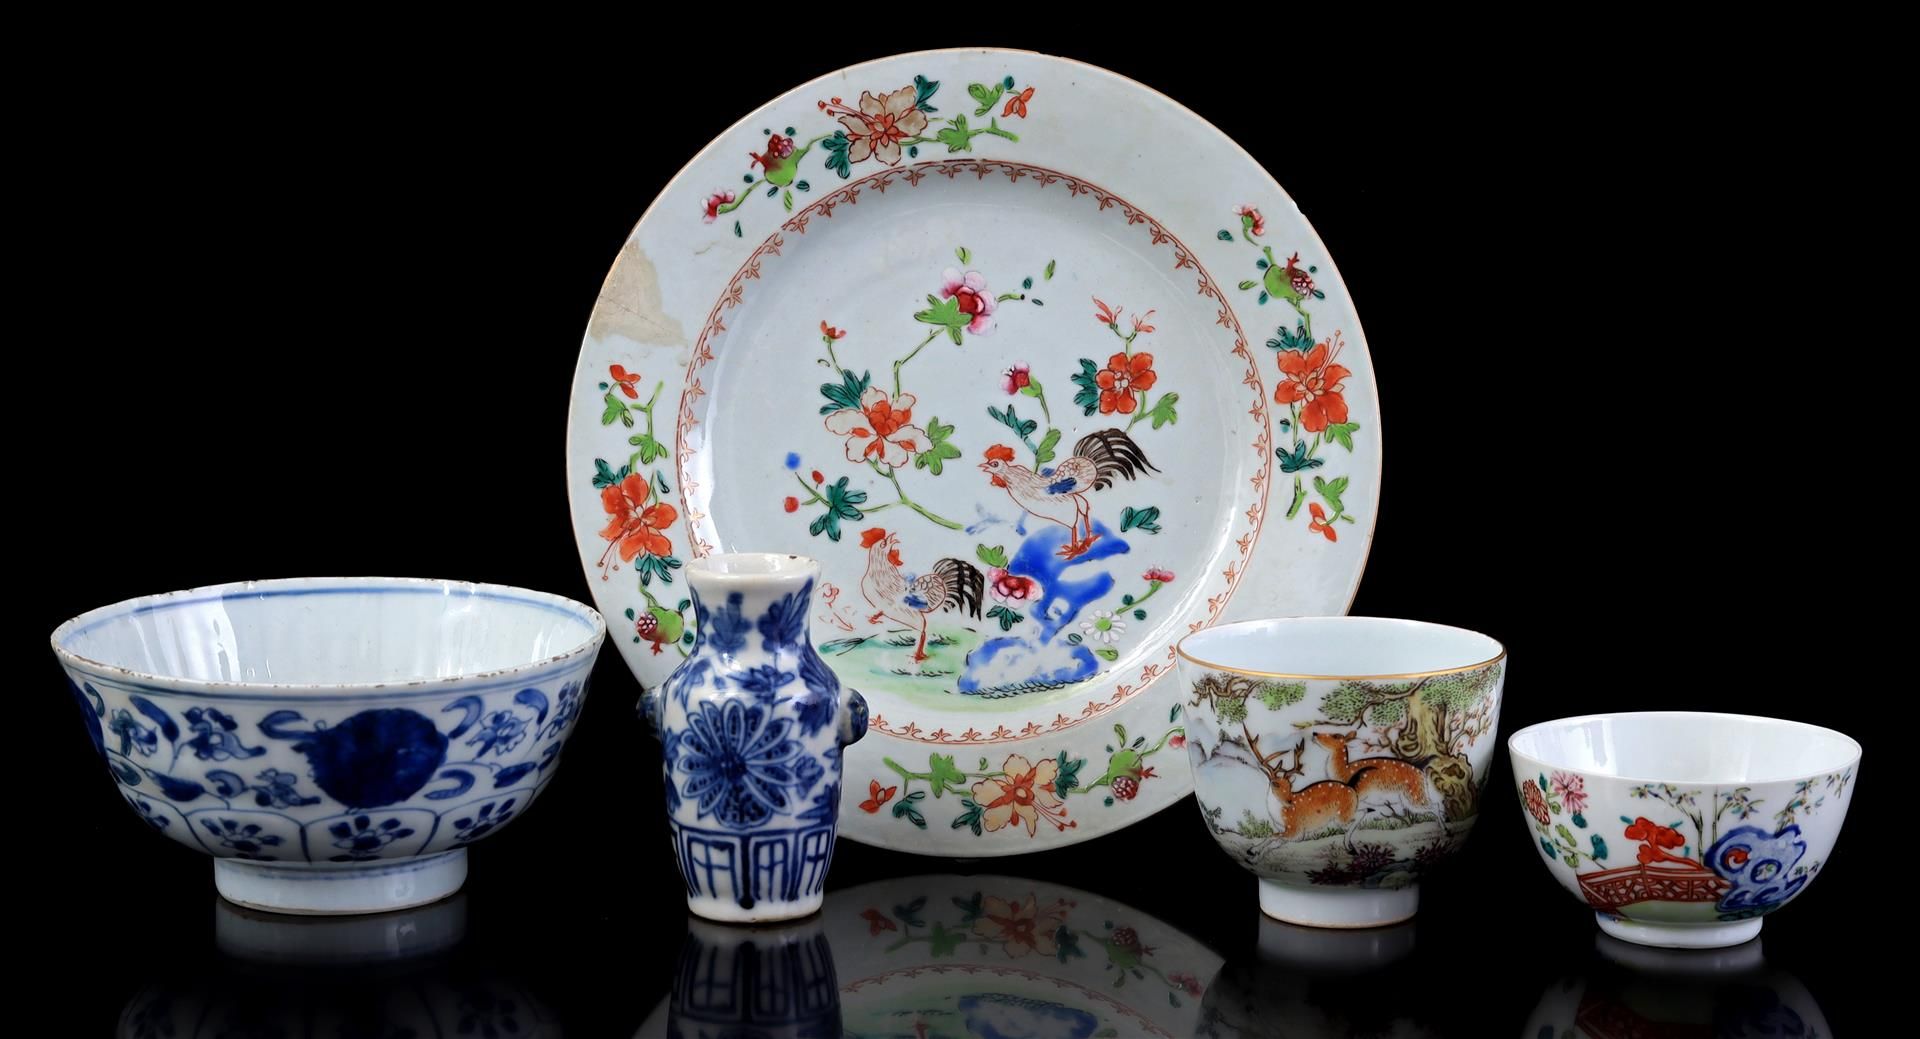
{"left": 568, "top": 49, "right": 1378, "bottom": 853}
{"left": 634, "top": 873, "right": 1223, "bottom": 1039}
{"left": 826, "top": 873, "right": 1222, "bottom": 1039}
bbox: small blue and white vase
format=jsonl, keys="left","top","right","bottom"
{"left": 643, "top": 554, "right": 867, "bottom": 923}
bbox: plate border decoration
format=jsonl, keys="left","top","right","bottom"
{"left": 568, "top": 48, "right": 1380, "bottom": 854}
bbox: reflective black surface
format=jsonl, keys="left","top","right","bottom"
{"left": 24, "top": 28, "right": 1890, "bottom": 1038}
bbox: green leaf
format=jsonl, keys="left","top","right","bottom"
{"left": 1218, "top": 230, "right": 1234, "bottom": 241}
{"left": 953, "top": 798, "right": 985, "bottom": 836}
{"left": 600, "top": 393, "right": 631, "bottom": 427}
{"left": 956, "top": 246, "right": 970, "bottom": 264}
{"left": 1144, "top": 392, "right": 1179, "bottom": 430}
{"left": 1325, "top": 422, "right": 1360, "bottom": 451}
{"left": 1054, "top": 750, "right": 1084, "bottom": 796}
{"left": 591, "top": 459, "right": 623, "bottom": 489}
{"left": 936, "top": 114, "right": 974, "bottom": 153}
{"left": 976, "top": 544, "right": 1008, "bottom": 568}
{"left": 967, "top": 81, "right": 1003, "bottom": 116}
{"left": 913, "top": 416, "right": 962, "bottom": 475}
{"left": 1034, "top": 427, "right": 1062, "bottom": 465}
{"left": 1276, "top": 442, "right": 1326, "bottom": 474}
{"left": 1044, "top": 259, "right": 1055, "bottom": 280}
{"left": 1120, "top": 506, "right": 1162, "bottom": 534}
{"left": 927, "top": 753, "right": 966, "bottom": 794}
{"left": 913, "top": 74, "right": 940, "bottom": 112}
{"left": 985, "top": 604, "right": 1024, "bottom": 631}
{"left": 819, "top": 368, "right": 872, "bottom": 414}
{"left": 1070, "top": 358, "right": 1102, "bottom": 416}
{"left": 732, "top": 220, "right": 741, "bottom": 238}
{"left": 1556, "top": 823, "right": 1577, "bottom": 847}
{"left": 1238, "top": 279, "right": 1259, "bottom": 290}
{"left": 628, "top": 433, "right": 669, "bottom": 465}
{"left": 1312, "top": 475, "right": 1347, "bottom": 515}
{"left": 914, "top": 294, "right": 970, "bottom": 345}
{"left": 782, "top": 189, "right": 793, "bottom": 212}
{"left": 1093, "top": 647, "right": 1119, "bottom": 661}
{"left": 1022, "top": 276, "right": 1033, "bottom": 290}
{"left": 988, "top": 404, "right": 1038, "bottom": 440}
{"left": 821, "top": 131, "right": 852, "bottom": 179}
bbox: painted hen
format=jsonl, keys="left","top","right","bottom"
{"left": 979, "top": 429, "right": 1159, "bottom": 558}
{"left": 858, "top": 527, "right": 985, "bottom": 663}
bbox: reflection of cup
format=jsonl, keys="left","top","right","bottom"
{"left": 668, "top": 915, "right": 840, "bottom": 1039}
{"left": 1199, "top": 915, "right": 1438, "bottom": 1038}
{"left": 1523, "top": 936, "right": 1831, "bottom": 1038}
{"left": 118, "top": 895, "right": 559, "bottom": 1038}
{"left": 1254, "top": 914, "right": 1415, "bottom": 974}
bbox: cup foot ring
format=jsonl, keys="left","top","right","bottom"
{"left": 1257, "top": 879, "right": 1420, "bottom": 929}
{"left": 1594, "top": 911, "right": 1763, "bottom": 949}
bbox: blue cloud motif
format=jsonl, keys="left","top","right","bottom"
{"left": 959, "top": 994, "right": 1097, "bottom": 1039}
{"left": 1708, "top": 824, "right": 1808, "bottom": 914}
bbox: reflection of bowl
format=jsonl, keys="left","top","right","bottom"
{"left": 119, "top": 895, "right": 560, "bottom": 1038}
{"left": 1176, "top": 617, "right": 1506, "bottom": 927}
{"left": 54, "top": 578, "right": 604, "bottom": 914}
{"left": 1523, "top": 936, "right": 1830, "bottom": 1038}
{"left": 1508, "top": 712, "right": 1860, "bottom": 948}
{"left": 213, "top": 891, "right": 468, "bottom": 964}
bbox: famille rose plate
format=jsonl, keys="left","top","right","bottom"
{"left": 566, "top": 49, "right": 1379, "bottom": 854}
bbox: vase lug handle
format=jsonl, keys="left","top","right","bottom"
{"left": 839, "top": 686, "right": 868, "bottom": 747}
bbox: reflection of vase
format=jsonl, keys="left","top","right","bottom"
{"left": 1523, "top": 936, "right": 1831, "bottom": 1038}
{"left": 668, "top": 916, "right": 840, "bottom": 1039}
{"left": 644, "top": 555, "right": 868, "bottom": 923}
{"left": 118, "top": 895, "right": 561, "bottom": 1038}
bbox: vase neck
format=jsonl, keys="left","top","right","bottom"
{"left": 685, "top": 558, "right": 819, "bottom": 654}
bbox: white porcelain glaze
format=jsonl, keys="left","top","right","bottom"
{"left": 52, "top": 578, "right": 605, "bottom": 915}
{"left": 1176, "top": 617, "right": 1506, "bottom": 927}
{"left": 1508, "top": 711, "right": 1860, "bottom": 949}
{"left": 567, "top": 48, "right": 1380, "bottom": 855}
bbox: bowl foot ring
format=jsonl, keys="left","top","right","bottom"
{"left": 1594, "top": 911, "right": 1762, "bottom": 950}
{"left": 214, "top": 849, "right": 468, "bottom": 916}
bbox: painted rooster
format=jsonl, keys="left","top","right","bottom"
{"left": 979, "top": 429, "right": 1159, "bottom": 558}
{"left": 858, "top": 528, "right": 985, "bottom": 662}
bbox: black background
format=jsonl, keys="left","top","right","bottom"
{"left": 27, "top": 35, "right": 1883, "bottom": 1036}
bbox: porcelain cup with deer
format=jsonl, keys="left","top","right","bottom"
{"left": 1176, "top": 617, "right": 1506, "bottom": 928}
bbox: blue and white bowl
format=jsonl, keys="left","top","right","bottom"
{"left": 53, "top": 577, "right": 605, "bottom": 915}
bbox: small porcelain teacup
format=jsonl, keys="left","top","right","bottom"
{"left": 1508, "top": 711, "right": 1860, "bottom": 948}
{"left": 1175, "top": 617, "right": 1506, "bottom": 928}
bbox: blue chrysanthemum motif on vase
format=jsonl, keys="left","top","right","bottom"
{"left": 646, "top": 555, "right": 867, "bottom": 923}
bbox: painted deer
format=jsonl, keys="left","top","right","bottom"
{"left": 1244, "top": 733, "right": 1362, "bottom": 861}
{"left": 1311, "top": 729, "right": 1438, "bottom": 823}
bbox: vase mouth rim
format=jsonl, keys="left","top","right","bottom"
{"left": 687, "top": 553, "right": 821, "bottom": 583}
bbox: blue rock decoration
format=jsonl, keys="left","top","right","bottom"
{"left": 645, "top": 555, "right": 867, "bottom": 923}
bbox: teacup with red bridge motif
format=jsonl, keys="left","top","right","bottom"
{"left": 1175, "top": 617, "right": 1507, "bottom": 928}
{"left": 1508, "top": 711, "right": 1861, "bottom": 949}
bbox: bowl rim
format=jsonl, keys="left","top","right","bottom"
{"left": 1174, "top": 615, "right": 1505, "bottom": 681}
{"left": 50, "top": 576, "right": 607, "bottom": 698}
{"left": 1506, "top": 710, "right": 1863, "bottom": 785}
